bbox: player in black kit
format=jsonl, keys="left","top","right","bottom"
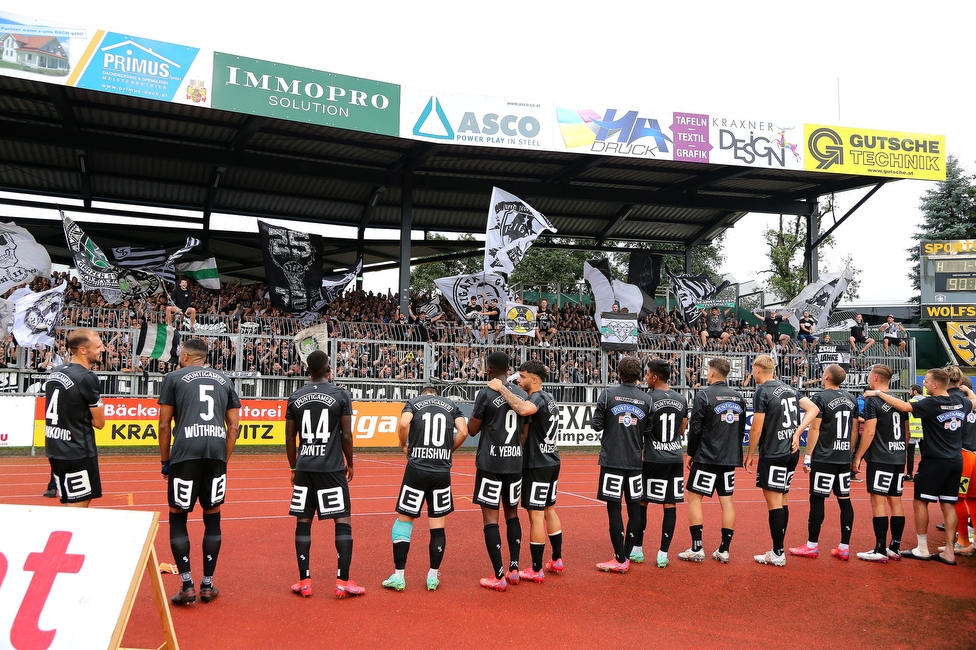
{"left": 159, "top": 338, "right": 241, "bottom": 605}
{"left": 285, "top": 350, "right": 365, "bottom": 598}
{"left": 789, "top": 364, "right": 859, "bottom": 561}
{"left": 745, "top": 355, "right": 808, "bottom": 567}
{"left": 469, "top": 351, "right": 526, "bottom": 591}
{"left": 632, "top": 358, "right": 687, "bottom": 569}
{"left": 872, "top": 367, "right": 976, "bottom": 564}
{"left": 851, "top": 364, "right": 908, "bottom": 563}
{"left": 491, "top": 359, "right": 563, "bottom": 583}
{"left": 44, "top": 328, "right": 106, "bottom": 507}
{"left": 593, "top": 356, "right": 653, "bottom": 573}
{"left": 680, "top": 358, "right": 746, "bottom": 564}
{"left": 382, "top": 385, "right": 467, "bottom": 592}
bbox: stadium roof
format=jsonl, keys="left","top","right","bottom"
{"left": 0, "top": 75, "right": 892, "bottom": 282}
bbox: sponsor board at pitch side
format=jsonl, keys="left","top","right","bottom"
{"left": 31, "top": 398, "right": 405, "bottom": 448}
{"left": 804, "top": 124, "right": 946, "bottom": 181}
{"left": 400, "top": 87, "right": 552, "bottom": 150}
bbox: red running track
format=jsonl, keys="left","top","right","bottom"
{"left": 2, "top": 452, "right": 975, "bottom": 649}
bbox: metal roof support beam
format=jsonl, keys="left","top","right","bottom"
{"left": 596, "top": 204, "right": 635, "bottom": 245}
{"left": 809, "top": 181, "right": 887, "bottom": 250}
{"left": 544, "top": 157, "right": 604, "bottom": 184}
{"left": 357, "top": 186, "right": 383, "bottom": 290}
{"left": 806, "top": 209, "right": 819, "bottom": 283}
{"left": 229, "top": 116, "right": 265, "bottom": 152}
{"left": 686, "top": 211, "right": 736, "bottom": 247}
{"left": 398, "top": 166, "right": 413, "bottom": 317}
{"left": 202, "top": 167, "right": 225, "bottom": 254}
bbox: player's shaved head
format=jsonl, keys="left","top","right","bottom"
{"left": 181, "top": 338, "right": 209, "bottom": 358}
{"left": 67, "top": 328, "right": 97, "bottom": 353}
{"left": 306, "top": 350, "right": 331, "bottom": 380}
{"left": 824, "top": 363, "right": 846, "bottom": 387}
{"left": 487, "top": 351, "right": 510, "bottom": 375}
{"left": 617, "top": 356, "right": 642, "bottom": 383}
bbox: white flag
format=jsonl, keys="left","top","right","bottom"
{"left": 0, "top": 222, "right": 52, "bottom": 294}
{"left": 0, "top": 297, "right": 13, "bottom": 334}
{"left": 786, "top": 266, "right": 853, "bottom": 334}
{"left": 12, "top": 282, "right": 66, "bottom": 348}
{"left": 583, "top": 259, "right": 644, "bottom": 329}
{"left": 434, "top": 273, "right": 513, "bottom": 320}
{"left": 484, "top": 187, "right": 556, "bottom": 275}
{"left": 294, "top": 323, "right": 330, "bottom": 364}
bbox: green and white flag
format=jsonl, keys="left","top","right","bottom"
{"left": 175, "top": 257, "right": 220, "bottom": 290}
{"left": 135, "top": 322, "right": 180, "bottom": 362}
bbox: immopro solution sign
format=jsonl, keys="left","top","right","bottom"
{"left": 212, "top": 53, "right": 400, "bottom": 135}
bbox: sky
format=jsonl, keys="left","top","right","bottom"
{"left": 12, "top": 0, "right": 976, "bottom": 302}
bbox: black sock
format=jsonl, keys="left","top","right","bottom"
{"left": 635, "top": 504, "right": 648, "bottom": 547}
{"left": 808, "top": 496, "right": 825, "bottom": 544}
{"left": 661, "top": 508, "right": 676, "bottom": 552}
{"left": 530, "top": 542, "right": 545, "bottom": 572}
{"left": 548, "top": 530, "right": 563, "bottom": 561}
{"left": 872, "top": 516, "right": 888, "bottom": 554}
{"left": 335, "top": 522, "right": 353, "bottom": 581}
{"left": 506, "top": 517, "right": 521, "bottom": 571}
{"left": 839, "top": 499, "right": 854, "bottom": 545}
{"left": 782, "top": 504, "right": 790, "bottom": 533}
{"left": 295, "top": 520, "right": 312, "bottom": 580}
{"left": 607, "top": 501, "right": 625, "bottom": 562}
{"left": 690, "top": 524, "right": 703, "bottom": 552}
{"left": 393, "top": 537, "right": 410, "bottom": 570}
{"left": 429, "top": 528, "right": 446, "bottom": 570}
{"left": 202, "top": 512, "right": 221, "bottom": 582}
{"left": 890, "top": 516, "right": 906, "bottom": 552}
{"left": 169, "top": 511, "right": 192, "bottom": 589}
{"left": 624, "top": 501, "right": 642, "bottom": 557}
{"left": 484, "top": 524, "right": 504, "bottom": 579}
{"left": 769, "top": 508, "right": 786, "bottom": 556}
{"left": 719, "top": 528, "right": 734, "bottom": 553}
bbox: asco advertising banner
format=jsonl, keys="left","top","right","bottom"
{"left": 31, "top": 398, "right": 405, "bottom": 448}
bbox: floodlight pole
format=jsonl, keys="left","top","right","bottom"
{"left": 806, "top": 207, "right": 819, "bottom": 283}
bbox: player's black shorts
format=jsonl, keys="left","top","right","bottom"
{"left": 396, "top": 464, "right": 453, "bottom": 518}
{"left": 866, "top": 462, "right": 904, "bottom": 497}
{"left": 687, "top": 463, "right": 736, "bottom": 497}
{"left": 290, "top": 470, "right": 351, "bottom": 519}
{"left": 597, "top": 466, "right": 643, "bottom": 503}
{"left": 809, "top": 461, "right": 851, "bottom": 497}
{"left": 473, "top": 469, "right": 521, "bottom": 509}
{"left": 522, "top": 465, "right": 559, "bottom": 510}
{"left": 756, "top": 452, "right": 800, "bottom": 493}
{"left": 706, "top": 330, "right": 724, "bottom": 339}
{"left": 49, "top": 457, "right": 101, "bottom": 504}
{"left": 168, "top": 459, "right": 227, "bottom": 512}
{"left": 913, "top": 456, "right": 963, "bottom": 503}
{"left": 641, "top": 461, "right": 684, "bottom": 504}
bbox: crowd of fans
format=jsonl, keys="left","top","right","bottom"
{"left": 1, "top": 275, "right": 906, "bottom": 393}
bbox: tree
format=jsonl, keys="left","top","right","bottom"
{"left": 408, "top": 233, "right": 481, "bottom": 297}
{"left": 508, "top": 238, "right": 593, "bottom": 289}
{"left": 759, "top": 196, "right": 859, "bottom": 302}
{"left": 908, "top": 155, "right": 976, "bottom": 298}
{"left": 607, "top": 235, "right": 728, "bottom": 284}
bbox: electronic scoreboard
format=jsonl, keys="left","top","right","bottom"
{"left": 920, "top": 240, "right": 976, "bottom": 319}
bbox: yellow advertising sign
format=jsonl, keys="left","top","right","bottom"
{"left": 33, "top": 398, "right": 405, "bottom": 448}
{"left": 804, "top": 124, "right": 946, "bottom": 181}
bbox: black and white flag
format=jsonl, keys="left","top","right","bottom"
{"left": 0, "top": 222, "right": 52, "bottom": 294}
{"left": 135, "top": 322, "right": 180, "bottom": 363}
{"left": 258, "top": 221, "right": 324, "bottom": 313}
{"left": 583, "top": 258, "right": 646, "bottom": 328}
{"left": 786, "top": 266, "right": 855, "bottom": 334}
{"left": 434, "top": 272, "right": 512, "bottom": 319}
{"left": 313, "top": 257, "right": 362, "bottom": 311}
{"left": 12, "top": 282, "right": 66, "bottom": 348}
{"left": 113, "top": 238, "right": 201, "bottom": 290}
{"left": 484, "top": 187, "right": 556, "bottom": 275}
{"left": 667, "top": 270, "right": 730, "bottom": 325}
{"left": 816, "top": 343, "right": 852, "bottom": 373}
{"left": 599, "top": 311, "right": 639, "bottom": 351}
{"left": 62, "top": 211, "right": 162, "bottom": 303}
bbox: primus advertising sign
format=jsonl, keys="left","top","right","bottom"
{"left": 213, "top": 53, "right": 400, "bottom": 136}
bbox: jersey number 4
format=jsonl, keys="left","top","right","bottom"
{"left": 46, "top": 389, "right": 61, "bottom": 425}
{"left": 301, "top": 410, "right": 331, "bottom": 444}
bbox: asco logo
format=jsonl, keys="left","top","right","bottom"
{"left": 412, "top": 96, "right": 542, "bottom": 147}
